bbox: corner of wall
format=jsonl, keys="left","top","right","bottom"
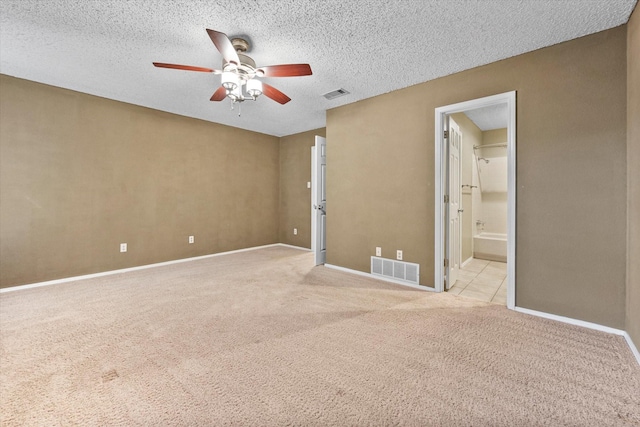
{"left": 278, "top": 128, "right": 326, "bottom": 249}
{"left": 626, "top": 4, "right": 640, "bottom": 348}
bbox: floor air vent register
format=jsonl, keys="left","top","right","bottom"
{"left": 371, "top": 257, "right": 420, "bottom": 286}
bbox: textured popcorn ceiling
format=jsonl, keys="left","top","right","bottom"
{"left": 0, "top": 0, "right": 636, "bottom": 137}
{"left": 465, "top": 104, "right": 509, "bottom": 131}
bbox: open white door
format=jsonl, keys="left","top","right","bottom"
{"left": 446, "top": 117, "right": 462, "bottom": 289}
{"left": 312, "top": 136, "right": 327, "bottom": 265}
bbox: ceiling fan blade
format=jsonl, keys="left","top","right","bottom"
{"left": 262, "top": 83, "right": 291, "bottom": 104}
{"left": 206, "top": 29, "right": 240, "bottom": 65}
{"left": 256, "top": 64, "right": 312, "bottom": 77}
{"left": 210, "top": 86, "right": 227, "bottom": 101}
{"left": 153, "top": 62, "right": 217, "bottom": 73}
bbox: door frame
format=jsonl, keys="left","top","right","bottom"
{"left": 311, "top": 145, "right": 316, "bottom": 256}
{"left": 434, "top": 91, "right": 516, "bottom": 309}
{"left": 311, "top": 136, "right": 327, "bottom": 265}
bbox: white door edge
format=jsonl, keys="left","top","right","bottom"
{"left": 434, "top": 91, "right": 516, "bottom": 310}
{"left": 311, "top": 145, "right": 316, "bottom": 256}
{"left": 312, "top": 136, "right": 327, "bottom": 265}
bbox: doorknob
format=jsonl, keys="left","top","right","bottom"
{"left": 458, "top": 209, "right": 464, "bottom": 213}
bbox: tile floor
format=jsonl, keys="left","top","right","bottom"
{"left": 447, "top": 258, "right": 507, "bottom": 305}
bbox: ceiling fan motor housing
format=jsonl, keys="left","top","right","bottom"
{"left": 223, "top": 38, "right": 257, "bottom": 82}
{"left": 234, "top": 53, "right": 256, "bottom": 71}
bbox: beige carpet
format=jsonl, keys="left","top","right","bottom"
{"left": 1, "top": 246, "right": 639, "bottom": 426}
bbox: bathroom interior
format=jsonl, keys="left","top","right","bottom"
{"left": 448, "top": 105, "right": 508, "bottom": 304}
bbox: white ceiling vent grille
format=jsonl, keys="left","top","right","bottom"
{"left": 371, "top": 256, "right": 420, "bottom": 286}
{"left": 323, "top": 88, "right": 350, "bottom": 100}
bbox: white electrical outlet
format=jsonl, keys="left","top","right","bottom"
{"left": 188, "top": 235, "right": 194, "bottom": 244}
{"left": 293, "top": 228, "right": 298, "bottom": 235}
{"left": 120, "top": 243, "right": 127, "bottom": 253}
{"left": 307, "top": 182, "right": 311, "bottom": 189}
{"left": 376, "top": 247, "right": 381, "bottom": 257}
{"left": 396, "top": 250, "right": 403, "bottom": 260}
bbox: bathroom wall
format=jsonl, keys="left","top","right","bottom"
{"left": 452, "top": 120, "right": 507, "bottom": 263}
{"left": 478, "top": 128, "right": 508, "bottom": 234}
{"left": 471, "top": 140, "right": 482, "bottom": 240}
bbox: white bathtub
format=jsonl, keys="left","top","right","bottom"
{"left": 473, "top": 232, "right": 507, "bottom": 262}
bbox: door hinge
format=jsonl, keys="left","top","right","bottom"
{"left": 444, "top": 195, "right": 449, "bottom": 203}
{"left": 444, "top": 258, "right": 449, "bottom": 267}
{"left": 443, "top": 130, "right": 449, "bottom": 139}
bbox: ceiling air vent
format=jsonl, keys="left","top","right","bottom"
{"left": 323, "top": 88, "right": 350, "bottom": 100}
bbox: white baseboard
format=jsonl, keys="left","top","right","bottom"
{"left": 514, "top": 307, "right": 626, "bottom": 335}
{"left": 0, "top": 243, "right": 307, "bottom": 293}
{"left": 623, "top": 332, "right": 640, "bottom": 366}
{"left": 324, "top": 263, "right": 436, "bottom": 292}
{"left": 461, "top": 257, "right": 474, "bottom": 268}
{"left": 277, "top": 243, "right": 312, "bottom": 251}
{"left": 515, "top": 306, "right": 640, "bottom": 366}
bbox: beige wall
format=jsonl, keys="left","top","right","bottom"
{"left": 278, "top": 128, "right": 326, "bottom": 248}
{"left": 627, "top": 6, "right": 640, "bottom": 348}
{"left": 0, "top": 75, "right": 280, "bottom": 288}
{"left": 479, "top": 128, "right": 508, "bottom": 235}
{"left": 482, "top": 129, "right": 508, "bottom": 146}
{"left": 327, "top": 26, "right": 627, "bottom": 328}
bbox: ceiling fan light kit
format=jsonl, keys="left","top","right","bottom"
{"left": 221, "top": 71, "right": 239, "bottom": 90}
{"left": 246, "top": 79, "right": 263, "bottom": 97}
{"left": 153, "top": 29, "right": 312, "bottom": 115}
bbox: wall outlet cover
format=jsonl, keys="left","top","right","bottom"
{"left": 396, "top": 250, "right": 403, "bottom": 260}
{"left": 188, "top": 236, "right": 194, "bottom": 244}
{"left": 376, "top": 247, "right": 381, "bottom": 256}
{"left": 120, "top": 243, "right": 127, "bottom": 253}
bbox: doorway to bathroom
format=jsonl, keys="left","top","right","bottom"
{"left": 434, "top": 91, "right": 516, "bottom": 310}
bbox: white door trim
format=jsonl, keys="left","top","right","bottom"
{"left": 434, "top": 91, "right": 516, "bottom": 310}
{"left": 311, "top": 136, "right": 327, "bottom": 265}
{"left": 311, "top": 145, "right": 316, "bottom": 256}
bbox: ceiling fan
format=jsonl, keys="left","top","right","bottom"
{"left": 153, "top": 29, "right": 312, "bottom": 108}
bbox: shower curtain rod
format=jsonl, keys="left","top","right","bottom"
{"left": 473, "top": 143, "right": 507, "bottom": 149}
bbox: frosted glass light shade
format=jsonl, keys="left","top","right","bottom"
{"left": 228, "top": 85, "right": 242, "bottom": 102}
{"left": 246, "top": 79, "right": 263, "bottom": 97}
{"left": 221, "top": 72, "right": 239, "bottom": 90}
